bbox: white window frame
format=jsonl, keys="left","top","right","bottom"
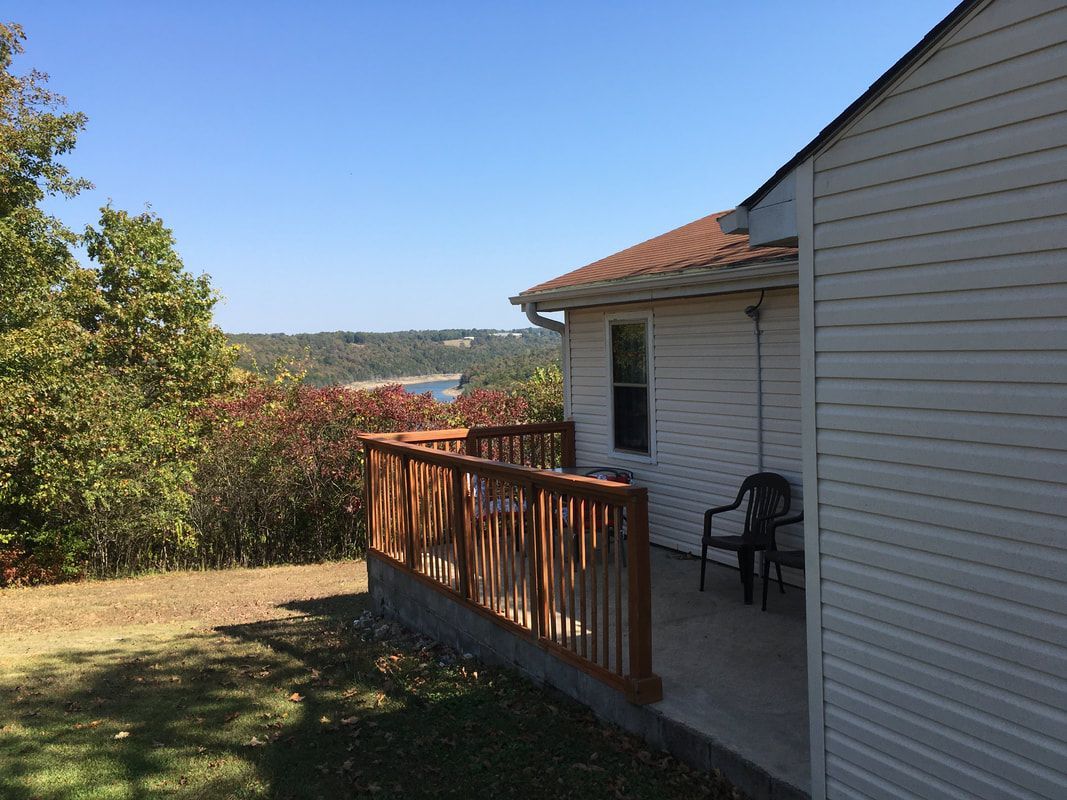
{"left": 604, "top": 309, "right": 656, "bottom": 464}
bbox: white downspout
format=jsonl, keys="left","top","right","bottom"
{"left": 523, "top": 302, "right": 565, "bottom": 334}
{"left": 523, "top": 302, "right": 570, "bottom": 418}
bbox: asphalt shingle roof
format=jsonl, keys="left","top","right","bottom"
{"left": 522, "top": 211, "right": 796, "bottom": 295}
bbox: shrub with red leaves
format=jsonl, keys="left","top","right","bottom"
{"left": 0, "top": 547, "right": 67, "bottom": 588}
{"left": 186, "top": 381, "right": 530, "bottom": 567}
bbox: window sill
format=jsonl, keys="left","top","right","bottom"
{"left": 609, "top": 449, "right": 656, "bottom": 466}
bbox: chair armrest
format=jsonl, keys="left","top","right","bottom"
{"left": 768, "top": 512, "right": 804, "bottom": 535}
{"left": 703, "top": 500, "right": 742, "bottom": 536}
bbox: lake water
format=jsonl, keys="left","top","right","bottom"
{"left": 404, "top": 378, "right": 460, "bottom": 402}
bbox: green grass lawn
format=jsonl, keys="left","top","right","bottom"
{"left": 0, "top": 562, "right": 740, "bottom": 799}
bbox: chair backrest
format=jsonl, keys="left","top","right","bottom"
{"left": 737, "top": 472, "right": 791, "bottom": 546}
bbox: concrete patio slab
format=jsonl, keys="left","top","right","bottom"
{"left": 650, "top": 547, "right": 810, "bottom": 794}
{"left": 369, "top": 544, "right": 810, "bottom": 799}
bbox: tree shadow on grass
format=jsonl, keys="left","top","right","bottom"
{"left": 1, "top": 590, "right": 735, "bottom": 800}
{"left": 0, "top": 591, "right": 370, "bottom": 800}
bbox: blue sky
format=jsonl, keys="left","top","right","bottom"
{"left": 13, "top": 1, "right": 958, "bottom": 333}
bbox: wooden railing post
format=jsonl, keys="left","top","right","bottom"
{"left": 401, "top": 455, "right": 418, "bottom": 571}
{"left": 363, "top": 443, "right": 376, "bottom": 551}
{"left": 451, "top": 467, "right": 472, "bottom": 600}
{"left": 531, "top": 485, "right": 550, "bottom": 640}
{"left": 561, "top": 421, "right": 576, "bottom": 468}
{"left": 624, "top": 488, "right": 662, "bottom": 704}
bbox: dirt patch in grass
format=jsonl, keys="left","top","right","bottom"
{"left": 0, "top": 561, "right": 741, "bottom": 799}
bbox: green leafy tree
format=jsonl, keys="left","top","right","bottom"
{"left": 83, "top": 207, "right": 235, "bottom": 405}
{"left": 513, "top": 364, "right": 564, "bottom": 423}
{"left": 0, "top": 23, "right": 89, "bottom": 333}
{"left": 0, "top": 23, "right": 234, "bottom": 580}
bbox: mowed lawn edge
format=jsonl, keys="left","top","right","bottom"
{"left": 0, "top": 561, "right": 741, "bottom": 800}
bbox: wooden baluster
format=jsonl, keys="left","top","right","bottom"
{"left": 578, "top": 496, "right": 587, "bottom": 658}
{"left": 402, "top": 456, "right": 419, "bottom": 571}
{"left": 432, "top": 464, "right": 443, "bottom": 583}
{"left": 363, "top": 446, "right": 374, "bottom": 551}
{"left": 440, "top": 467, "right": 451, "bottom": 587}
{"left": 534, "top": 486, "right": 551, "bottom": 640}
{"left": 489, "top": 477, "right": 501, "bottom": 613}
{"left": 412, "top": 460, "right": 421, "bottom": 570}
{"left": 472, "top": 473, "right": 484, "bottom": 605}
{"left": 614, "top": 504, "right": 623, "bottom": 675}
{"left": 588, "top": 501, "right": 597, "bottom": 665}
{"left": 390, "top": 455, "right": 397, "bottom": 555}
{"left": 427, "top": 463, "right": 438, "bottom": 582}
{"left": 519, "top": 484, "right": 530, "bottom": 629}
{"left": 601, "top": 501, "right": 609, "bottom": 668}
{"left": 557, "top": 491, "right": 569, "bottom": 647}
{"left": 415, "top": 461, "right": 425, "bottom": 573}
{"left": 501, "top": 480, "right": 513, "bottom": 620}
{"left": 439, "top": 468, "right": 451, "bottom": 589}
{"left": 451, "top": 468, "right": 471, "bottom": 600}
{"left": 568, "top": 494, "right": 577, "bottom": 651}
{"left": 388, "top": 456, "right": 396, "bottom": 558}
{"left": 509, "top": 482, "right": 519, "bottom": 623}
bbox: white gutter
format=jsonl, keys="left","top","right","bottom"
{"left": 510, "top": 258, "right": 798, "bottom": 312}
{"left": 523, "top": 303, "right": 565, "bottom": 334}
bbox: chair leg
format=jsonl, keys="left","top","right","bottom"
{"left": 700, "top": 543, "right": 708, "bottom": 591}
{"left": 742, "top": 549, "right": 754, "bottom": 605}
{"left": 776, "top": 561, "right": 785, "bottom": 594}
{"left": 737, "top": 551, "right": 746, "bottom": 585}
{"left": 761, "top": 556, "right": 770, "bottom": 611}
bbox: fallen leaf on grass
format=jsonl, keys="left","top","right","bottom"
{"left": 113, "top": 731, "right": 130, "bottom": 739}
{"left": 245, "top": 736, "right": 266, "bottom": 747}
{"left": 288, "top": 692, "right": 304, "bottom": 703}
{"left": 223, "top": 712, "right": 240, "bottom": 723}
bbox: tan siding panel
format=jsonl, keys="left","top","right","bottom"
{"left": 816, "top": 144, "right": 1067, "bottom": 224}
{"left": 563, "top": 290, "right": 803, "bottom": 562}
{"left": 817, "top": 100, "right": 1067, "bottom": 197}
{"left": 812, "top": 2, "right": 1067, "bottom": 795}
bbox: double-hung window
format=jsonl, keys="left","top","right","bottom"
{"left": 610, "top": 318, "right": 651, "bottom": 455}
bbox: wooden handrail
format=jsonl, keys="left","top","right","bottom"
{"left": 360, "top": 422, "right": 661, "bottom": 705}
{"left": 361, "top": 421, "right": 576, "bottom": 470}
{"left": 361, "top": 428, "right": 470, "bottom": 443}
{"left": 361, "top": 437, "right": 639, "bottom": 499}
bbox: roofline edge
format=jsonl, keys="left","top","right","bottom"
{"left": 510, "top": 257, "right": 800, "bottom": 311}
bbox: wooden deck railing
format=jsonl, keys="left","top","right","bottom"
{"left": 360, "top": 422, "right": 662, "bottom": 704}
{"left": 366, "top": 421, "right": 576, "bottom": 469}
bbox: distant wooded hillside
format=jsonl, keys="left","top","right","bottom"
{"left": 229, "top": 328, "right": 561, "bottom": 387}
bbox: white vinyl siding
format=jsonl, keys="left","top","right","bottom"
{"left": 809, "top": 2, "right": 1067, "bottom": 798}
{"left": 565, "top": 288, "right": 803, "bottom": 565}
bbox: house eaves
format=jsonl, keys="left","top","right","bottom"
{"left": 510, "top": 256, "right": 799, "bottom": 312}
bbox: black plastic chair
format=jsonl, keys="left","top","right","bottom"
{"left": 699, "top": 472, "right": 791, "bottom": 604}
{"left": 761, "top": 512, "right": 805, "bottom": 611}
{"left": 585, "top": 468, "right": 633, "bottom": 566}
